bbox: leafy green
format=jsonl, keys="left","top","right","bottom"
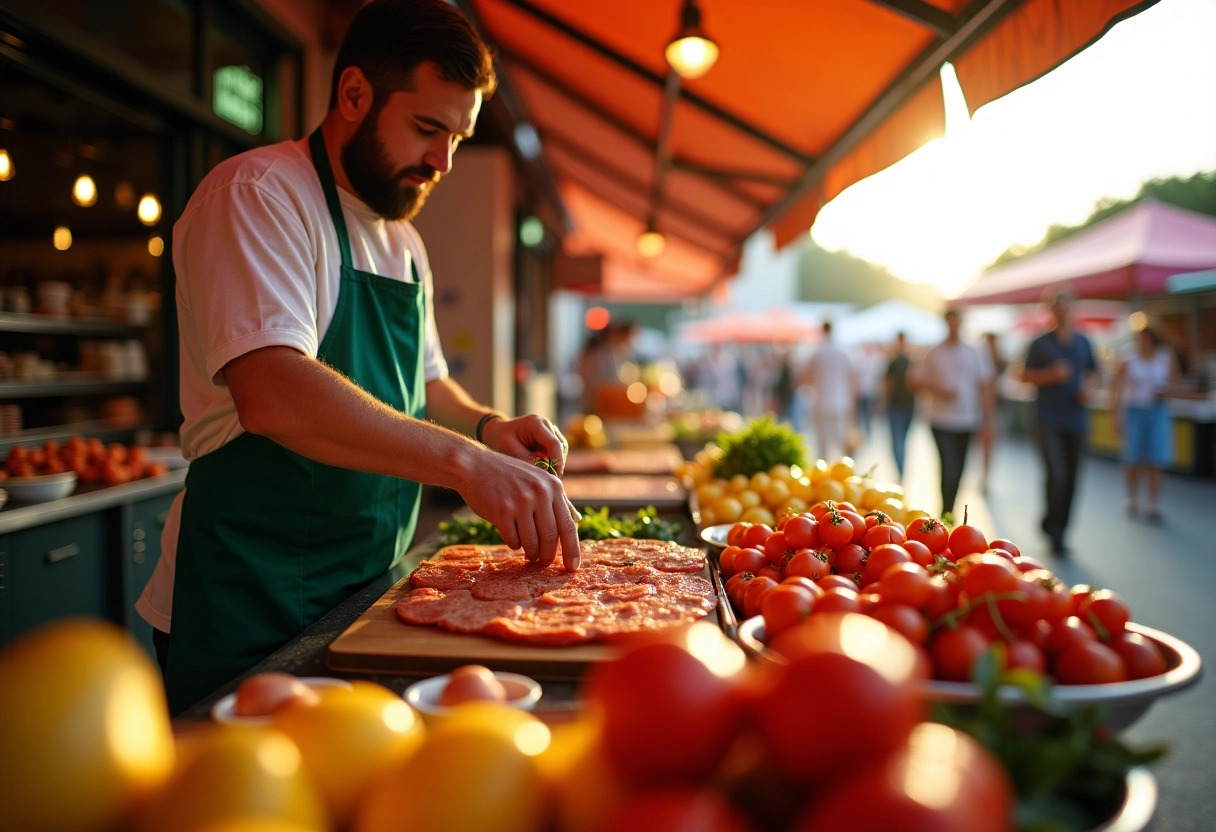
{"left": 712, "top": 415, "right": 808, "bottom": 480}
{"left": 932, "top": 647, "right": 1167, "bottom": 832}
{"left": 437, "top": 505, "right": 684, "bottom": 547}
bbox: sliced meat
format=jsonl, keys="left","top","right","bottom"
{"left": 395, "top": 587, "right": 473, "bottom": 625}
{"left": 408, "top": 559, "right": 483, "bottom": 591}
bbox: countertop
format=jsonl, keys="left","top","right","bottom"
{"left": 0, "top": 468, "right": 187, "bottom": 534}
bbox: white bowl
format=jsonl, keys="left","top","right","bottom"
{"left": 403, "top": 670, "right": 542, "bottom": 718}
{"left": 736, "top": 617, "right": 1201, "bottom": 732}
{"left": 3, "top": 471, "right": 78, "bottom": 504}
{"left": 699, "top": 523, "right": 733, "bottom": 550}
{"left": 211, "top": 676, "right": 353, "bottom": 725}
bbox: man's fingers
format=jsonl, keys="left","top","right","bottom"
{"left": 556, "top": 495, "right": 581, "bottom": 572}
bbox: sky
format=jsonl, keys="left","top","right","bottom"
{"left": 809, "top": 0, "right": 1216, "bottom": 299}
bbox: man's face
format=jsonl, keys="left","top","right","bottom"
{"left": 342, "top": 62, "right": 482, "bottom": 221}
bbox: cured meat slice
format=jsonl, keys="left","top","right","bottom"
{"left": 401, "top": 539, "right": 716, "bottom": 646}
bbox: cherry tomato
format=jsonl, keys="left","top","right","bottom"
{"left": 1109, "top": 631, "right": 1167, "bottom": 680}
{"left": 763, "top": 531, "right": 793, "bottom": 566}
{"left": 838, "top": 510, "right": 868, "bottom": 544}
{"left": 1053, "top": 640, "right": 1127, "bottom": 685}
{"left": 947, "top": 522, "right": 988, "bottom": 560}
{"left": 988, "top": 537, "right": 1023, "bottom": 559}
{"left": 1043, "top": 615, "right": 1097, "bottom": 657}
{"left": 742, "top": 576, "right": 780, "bottom": 619}
{"left": 864, "top": 543, "right": 911, "bottom": 585}
{"left": 901, "top": 538, "right": 934, "bottom": 568}
{"left": 862, "top": 523, "right": 905, "bottom": 550}
{"left": 726, "top": 522, "right": 752, "bottom": 548}
{"left": 232, "top": 672, "right": 320, "bottom": 717}
{"left": 741, "top": 523, "right": 774, "bottom": 550}
{"left": 786, "top": 548, "right": 830, "bottom": 582}
{"left": 734, "top": 547, "right": 767, "bottom": 575}
{"left": 930, "top": 625, "right": 990, "bottom": 682}
{"left": 761, "top": 583, "right": 816, "bottom": 639}
{"left": 599, "top": 788, "right": 755, "bottom": 832}
{"left": 782, "top": 514, "right": 819, "bottom": 550}
{"left": 906, "top": 517, "right": 949, "bottom": 554}
{"left": 815, "top": 587, "right": 860, "bottom": 614}
{"left": 755, "top": 564, "right": 784, "bottom": 583}
{"left": 817, "top": 573, "right": 859, "bottom": 592}
{"left": 832, "top": 542, "right": 868, "bottom": 579}
{"left": 439, "top": 664, "right": 508, "bottom": 705}
{"left": 1003, "top": 639, "right": 1047, "bottom": 674}
{"left": 1077, "top": 589, "right": 1130, "bottom": 641}
{"left": 818, "top": 512, "right": 853, "bottom": 549}
{"left": 718, "top": 545, "right": 742, "bottom": 576}
{"left": 877, "top": 562, "right": 933, "bottom": 609}
{"left": 869, "top": 603, "right": 928, "bottom": 645}
{"left": 957, "top": 554, "right": 1019, "bottom": 598}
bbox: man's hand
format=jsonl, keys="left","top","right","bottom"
{"left": 482, "top": 414, "right": 570, "bottom": 475}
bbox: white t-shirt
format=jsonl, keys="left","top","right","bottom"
{"left": 136, "top": 138, "right": 449, "bottom": 633}
{"left": 917, "top": 341, "right": 994, "bottom": 431}
{"left": 1120, "top": 346, "right": 1172, "bottom": 408}
{"left": 804, "top": 341, "right": 854, "bottom": 414}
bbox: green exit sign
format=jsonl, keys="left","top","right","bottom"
{"left": 213, "top": 65, "right": 263, "bottom": 134}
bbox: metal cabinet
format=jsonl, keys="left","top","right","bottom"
{"left": 120, "top": 492, "right": 176, "bottom": 660}
{"left": 0, "top": 512, "right": 112, "bottom": 642}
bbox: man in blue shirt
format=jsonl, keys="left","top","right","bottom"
{"left": 1020, "top": 288, "right": 1098, "bottom": 555}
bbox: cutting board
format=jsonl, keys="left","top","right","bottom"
{"left": 561, "top": 473, "right": 687, "bottom": 509}
{"left": 327, "top": 550, "right": 723, "bottom": 680}
{"left": 563, "top": 445, "right": 684, "bottom": 476}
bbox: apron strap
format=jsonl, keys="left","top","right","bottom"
{"left": 309, "top": 127, "right": 354, "bottom": 271}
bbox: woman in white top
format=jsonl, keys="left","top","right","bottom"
{"left": 1109, "top": 326, "right": 1178, "bottom": 521}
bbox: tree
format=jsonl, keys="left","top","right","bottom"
{"left": 795, "top": 242, "right": 943, "bottom": 310}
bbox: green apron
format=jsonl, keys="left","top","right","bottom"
{"left": 166, "top": 128, "right": 426, "bottom": 713}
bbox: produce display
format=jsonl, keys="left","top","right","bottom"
{"left": 1, "top": 436, "right": 170, "bottom": 485}
{"left": 437, "top": 504, "right": 684, "bottom": 545}
{"left": 719, "top": 504, "right": 1170, "bottom": 686}
{"left": 396, "top": 539, "right": 715, "bottom": 645}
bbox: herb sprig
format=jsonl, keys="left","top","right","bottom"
{"left": 437, "top": 505, "right": 684, "bottom": 547}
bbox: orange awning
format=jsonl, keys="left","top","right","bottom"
{"left": 462, "top": 0, "right": 1156, "bottom": 301}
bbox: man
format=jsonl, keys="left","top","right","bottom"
{"left": 800, "top": 321, "right": 856, "bottom": 462}
{"left": 1020, "top": 287, "right": 1097, "bottom": 554}
{"left": 910, "top": 309, "right": 995, "bottom": 520}
{"left": 136, "top": 0, "right": 580, "bottom": 714}
{"left": 884, "top": 332, "right": 916, "bottom": 481}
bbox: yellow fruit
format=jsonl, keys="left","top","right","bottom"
{"left": 271, "top": 681, "right": 424, "bottom": 826}
{"left": 788, "top": 476, "right": 813, "bottom": 500}
{"left": 807, "top": 458, "right": 831, "bottom": 484}
{"left": 829, "top": 456, "right": 855, "bottom": 481}
{"left": 710, "top": 496, "right": 742, "bottom": 524}
{"left": 0, "top": 618, "right": 176, "bottom": 832}
{"left": 739, "top": 506, "right": 775, "bottom": 526}
{"left": 695, "top": 482, "right": 726, "bottom": 506}
{"left": 860, "top": 487, "right": 885, "bottom": 510}
{"left": 748, "top": 471, "right": 772, "bottom": 493}
{"left": 700, "top": 506, "right": 720, "bottom": 526}
{"left": 736, "top": 489, "right": 762, "bottom": 509}
{"left": 904, "top": 507, "right": 931, "bottom": 524}
{"left": 778, "top": 496, "right": 809, "bottom": 518}
{"left": 760, "top": 479, "right": 790, "bottom": 509}
{"left": 768, "top": 463, "right": 792, "bottom": 483}
{"left": 135, "top": 725, "right": 328, "bottom": 832}
{"left": 876, "top": 497, "right": 906, "bottom": 523}
{"left": 546, "top": 716, "right": 631, "bottom": 832}
{"left": 727, "top": 473, "right": 750, "bottom": 493}
{"left": 354, "top": 703, "right": 548, "bottom": 832}
{"left": 813, "top": 478, "right": 846, "bottom": 503}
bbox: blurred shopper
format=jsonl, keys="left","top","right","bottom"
{"left": 578, "top": 321, "right": 636, "bottom": 414}
{"left": 1020, "top": 288, "right": 1098, "bottom": 555}
{"left": 911, "top": 309, "right": 995, "bottom": 519}
{"left": 884, "top": 332, "right": 916, "bottom": 481}
{"left": 772, "top": 348, "right": 797, "bottom": 425}
{"left": 1109, "top": 325, "right": 1178, "bottom": 522}
{"left": 799, "top": 321, "right": 856, "bottom": 461}
{"left": 704, "top": 345, "right": 744, "bottom": 413}
{"left": 854, "top": 342, "right": 886, "bottom": 442}
{"left": 980, "top": 331, "right": 1007, "bottom": 492}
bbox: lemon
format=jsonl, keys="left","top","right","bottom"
{"left": 0, "top": 618, "right": 175, "bottom": 832}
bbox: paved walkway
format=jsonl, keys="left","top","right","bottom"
{"left": 843, "top": 414, "right": 1215, "bottom": 832}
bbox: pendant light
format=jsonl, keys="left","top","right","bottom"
{"left": 636, "top": 216, "right": 666, "bottom": 258}
{"left": 665, "top": 0, "right": 719, "bottom": 80}
{"left": 137, "top": 194, "right": 162, "bottom": 226}
{"left": 0, "top": 148, "right": 12, "bottom": 181}
{"left": 72, "top": 173, "right": 98, "bottom": 207}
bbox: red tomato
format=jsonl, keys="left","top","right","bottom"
{"left": 877, "top": 562, "right": 933, "bottom": 609}
{"left": 763, "top": 531, "right": 793, "bottom": 566}
{"left": 1076, "top": 589, "right": 1130, "bottom": 641}
{"left": 1003, "top": 639, "right": 1047, "bottom": 674}
{"left": 817, "top": 573, "right": 859, "bottom": 592}
{"left": 718, "top": 545, "right": 742, "bottom": 576}
{"left": 786, "top": 548, "right": 830, "bottom": 582}
{"left": 838, "top": 510, "right": 868, "bottom": 544}
{"left": 988, "top": 537, "right": 1023, "bottom": 560}
{"left": 957, "top": 554, "right": 1019, "bottom": 598}
{"left": 741, "top": 524, "right": 774, "bottom": 550}
{"left": 1012, "top": 555, "right": 1048, "bottom": 572}
{"left": 1043, "top": 616, "right": 1098, "bottom": 657}
{"left": 755, "top": 564, "right": 785, "bottom": 583}
{"left": 598, "top": 788, "right": 756, "bottom": 832}
{"left": 814, "top": 587, "right": 860, "bottom": 614}
{"left": 734, "top": 547, "right": 767, "bottom": 575}
{"left": 791, "top": 723, "right": 1014, "bottom": 832}
{"left": 922, "top": 576, "right": 961, "bottom": 622}
{"left": 869, "top": 603, "right": 928, "bottom": 645}
{"left": 901, "top": 538, "right": 934, "bottom": 568}
{"left": 725, "top": 573, "right": 752, "bottom": 610}
{"left": 760, "top": 613, "right": 924, "bottom": 783}
{"left": 862, "top": 523, "right": 905, "bottom": 550}
{"left": 832, "top": 542, "right": 868, "bottom": 579}
{"left": 584, "top": 633, "right": 747, "bottom": 785}
{"left": 906, "top": 517, "right": 949, "bottom": 554}
{"left": 781, "top": 575, "right": 823, "bottom": 597}
{"left": 930, "top": 625, "right": 990, "bottom": 682}
{"left": 817, "top": 512, "right": 853, "bottom": 549}
{"left": 1053, "top": 640, "right": 1128, "bottom": 685}
{"left": 761, "top": 583, "right": 816, "bottom": 639}
{"left": 742, "top": 576, "right": 780, "bottom": 619}
{"left": 1109, "top": 631, "right": 1167, "bottom": 680}
{"left": 864, "top": 543, "right": 911, "bottom": 585}
{"left": 782, "top": 514, "right": 819, "bottom": 550}
{"left": 947, "top": 522, "right": 988, "bottom": 560}
{"left": 726, "top": 522, "right": 752, "bottom": 548}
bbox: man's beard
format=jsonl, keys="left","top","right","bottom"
{"left": 341, "top": 112, "right": 439, "bottom": 221}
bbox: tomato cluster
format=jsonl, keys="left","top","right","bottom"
{"left": 718, "top": 503, "right": 1168, "bottom": 686}
{"left": 579, "top": 617, "right": 1014, "bottom": 832}
{"left": 2, "top": 436, "right": 169, "bottom": 486}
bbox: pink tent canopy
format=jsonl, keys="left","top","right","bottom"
{"left": 681, "top": 308, "right": 823, "bottom": 345}
{"left": 957, "top": 199, "right": 1216, "bottom": 305}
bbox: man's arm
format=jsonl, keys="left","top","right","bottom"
{"left": 225, "top": 346, "right": 580, "bottom": 569}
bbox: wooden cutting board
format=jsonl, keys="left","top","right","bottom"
{"left": 326, "top": 551, "right": 723, "bottom": 680}
{"left": 561, "top": 473, "right": 687, "bottom": 509}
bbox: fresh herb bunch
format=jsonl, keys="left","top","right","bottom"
{"left": 712, "top": 415, "right": 808, "bottom": 480}
{"left": 933, "top": 648, "right": 1166, "bottom": 832}
{"left": 437, "top": 505, "right": 684, "bottom": 546}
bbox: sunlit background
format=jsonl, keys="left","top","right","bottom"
{"left": 810, "top": 0, "right": 1216, "bottom": 298}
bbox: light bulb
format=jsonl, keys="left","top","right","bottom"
{"left": 72, "top": 174, "right": 98, "bottom": 207}
{"left": 637, "top": 229, "right": 666, "bottom": 258}
{"left": 0, "top": 148, "right": 12, "bottom": 181}
{"left": 53, "top": 226, "right": 72, "bottom": 251}
{"left": 665, "top": 36, "right": 719, "bottom": 79}
{"left": 137, "top": 194, "right": 161, "bottom": 225}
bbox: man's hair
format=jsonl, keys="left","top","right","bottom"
{"left": 329, "top": 0, "right": 497, "bottom": 109}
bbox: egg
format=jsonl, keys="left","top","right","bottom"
{"left": 439, "top": 665, "right": 509, "bottom": 706}
{"left": 232, "top": 672, "right": 321, "bottom": 717}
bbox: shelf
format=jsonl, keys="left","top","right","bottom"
{"left": 0, "top": 379, "right": 152, "bottom": 399}
{"left": 0, "top": 421, "right": 146, "bottom": 454}
{"left": 0, "top": 312, "right": 146, "bottom": 337}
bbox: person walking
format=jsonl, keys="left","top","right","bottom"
{"left": 911, "top": 308, "right": 995, "bottom": 520}
{"left": 979, "top": 332, "right": 1007, "bottom": 492}
{"left": 884, "top": 331, "right": 916, "bottom": 481}
{"left": 1019, "top": 288, "right": 1098, "bottom": 555}
{"left": 799, "top": 321, "right": 856, "bottom": 461}
{"left": 136, "top": 0, "right": 580, "bottom": 714}
{"left": 1109, "top": 325, "right": 1178, "bottom": 522}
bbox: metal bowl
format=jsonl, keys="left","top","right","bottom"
{"left": 1094, "top": 766, "right": 1157, "bottom": 832}
{"left": 699, "top": 523, "right": 733, "bottom": 550}
{"left": 3, "top": 471, "right": 78, "bottom": 504}
{"left": 736, "top": 617, "right": 1201, "bottom": 732}
{"left": 403, "top": 670, "right": 542, "bottom": 719}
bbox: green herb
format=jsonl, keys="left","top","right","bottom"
{"left": 712, "top": 415, "right": 808, "bottom": 480}
{"left": 933, "top": 647, "right": 1166, "bottom": 832}
{"left": 533, "top": 457, "right": 561, "bottom": 474}
{"left": 437, "top": 505, "right": 684, "bottom": 546}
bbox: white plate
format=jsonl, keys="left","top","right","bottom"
{"left": 736, "top": 616, "right": 1202, "bottom": 733}
{"left": 211, "top": 676, "right": 353, "bottom": 725}
{"left": 403, "top": 670, "right": 542, "bottom": 718}
{"left": 699, "top": 523, "right": 733, "bottom": 549}
{"left": 3, "top": 471, "right": 78, "bottom": 504}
